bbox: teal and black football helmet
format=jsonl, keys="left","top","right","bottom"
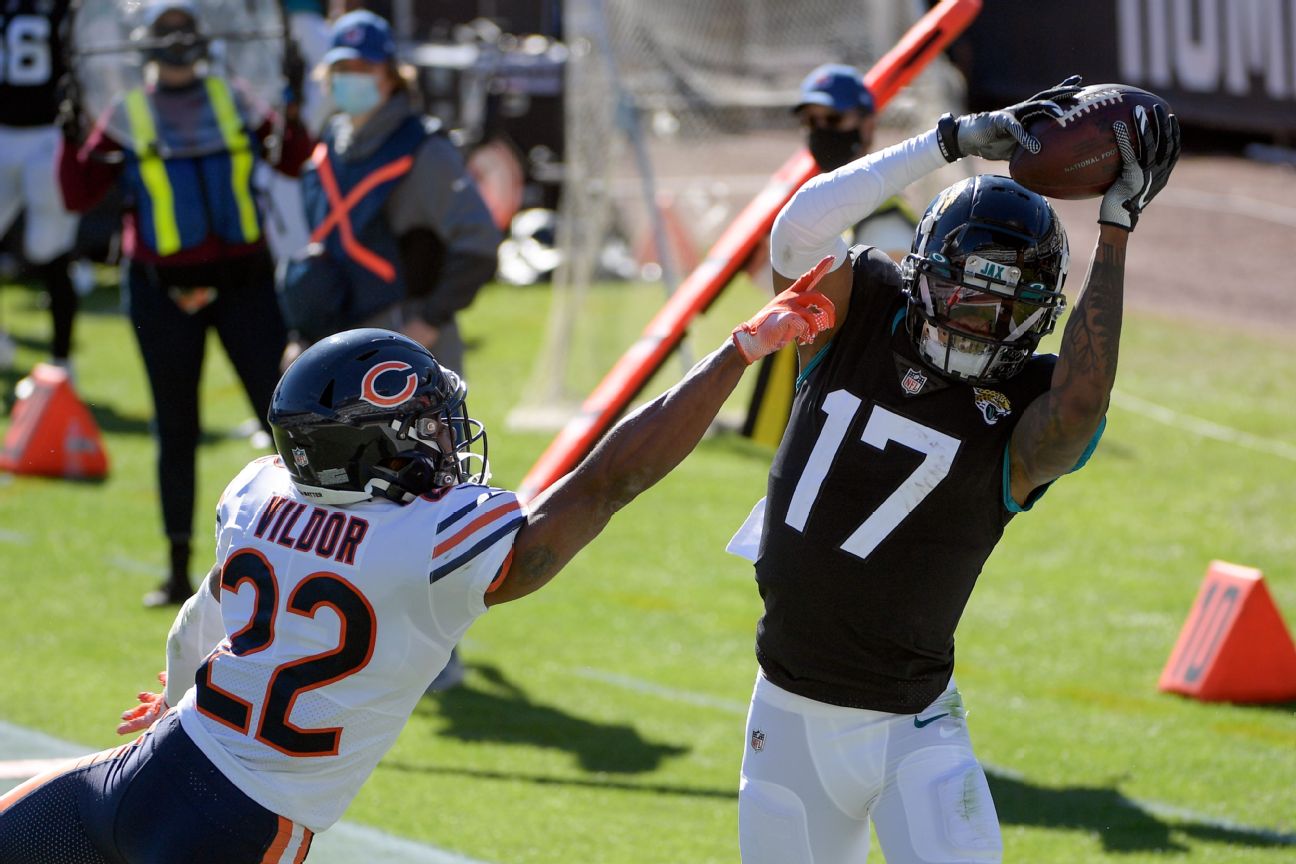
{"left": 901, "top": 175, "right": 1069, "bottom": 384}
{"left": 268, "top": 329, "right": 487, "bottom": 505}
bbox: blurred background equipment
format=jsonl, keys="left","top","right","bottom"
{"left": 508, "top": 0, "right": 974, "bottom": 436}
{"left": 1158, "top": 561, "right": 1296, "bottom": 704}
{"left": 386, "top": 0, "right": 566, "bottom": 271}
{"left": 0, "top": 362, "right": 107, "bottom": 479}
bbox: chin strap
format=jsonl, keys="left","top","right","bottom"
{"left": 368, "top": 451, "right": 458, "bottom": 504}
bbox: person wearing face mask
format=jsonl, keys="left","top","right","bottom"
{"left": 793, "top": 64, "right": 918, "bottom": 261}
{"left": 277, "top": 9, "right": 501, "bottom": 383}
{"left": 278, "top": 11, "right": 499, "bottom": 693}
{"left": 741, "top": 64, "right": 922, "bottom": 448}
{"left": 58, "top": 0, "right": 313, "bottom": 608}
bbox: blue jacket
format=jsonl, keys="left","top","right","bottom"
{"left": 280, "top": 113, "right": 428, "bottom": 342}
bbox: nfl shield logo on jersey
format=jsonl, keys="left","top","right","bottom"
{"left": 292, "top": 447, "right": 310, "bottom": 468}
{"left": 750, "top": 730, "right": 766, "bottom": 752}
{"left": 901, "top": 367, "right": 928, "bottom": 395}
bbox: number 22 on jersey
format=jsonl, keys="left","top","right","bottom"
{"left": 195, "top": 549, "right": 377, "bottom": 757}
{"left": 786, "top": 390, "right": 961, "bottom": 561}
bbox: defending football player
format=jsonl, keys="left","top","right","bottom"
{"left": 735, "top": 80, "right": 1180, "bottom": 862}
{"left": 0, "top": 273, "right": 832, "bottom": 859}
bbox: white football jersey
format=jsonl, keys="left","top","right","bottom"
{"left": 175, "top": 456, "right": 524, "bottom": 831}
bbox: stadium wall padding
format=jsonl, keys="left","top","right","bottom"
{"left": 958, "top": 0, "right": 1296, "bottom": 136}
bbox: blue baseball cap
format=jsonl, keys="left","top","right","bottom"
{"left": 794, "top": 64, "right": 875, "bottom": 115}
{"left": 323, "top": 10, "right": 396, "bottom": 66}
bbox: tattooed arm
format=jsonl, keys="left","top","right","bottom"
{"left": 485, "top": 260, "right": 836, "bottom": 606}
{"left": 484, "top": 344, "right": 747, "bottom": 605}
{"left": 1007, "top": 101, "right": 1180, "bottom": 507}
{"left": 1008, "top": 226, "right": 1128, "bottom": 506}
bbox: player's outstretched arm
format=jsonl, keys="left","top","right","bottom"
{"left": 1009, "top": 104, "right": 1181, "bottom": 505}
{"left": 486, "top": 260, "right": 836, "bottom": 605}
{"left": 770, "top": 83, "right": 1077, "bottom": 363}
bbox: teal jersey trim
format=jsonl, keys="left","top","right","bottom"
{"left": 1002, "top": 415, "right": 1107, "bottom": 513}
{"left": 796, "top": 342, "right": 833, "bottom": 390}
{"left": 1070, "top": 415, "right": 1107, "bottom": 472}
{"left": 890, "top": 309, "right": 904, "bottom": 334}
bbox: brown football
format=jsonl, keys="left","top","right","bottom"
{"left": 1008, "top": 83, "right": 1171, "bottom": 200}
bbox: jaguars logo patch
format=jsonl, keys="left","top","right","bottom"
{"left": 973, "top": 388, "right": 1012, "bottom": 425}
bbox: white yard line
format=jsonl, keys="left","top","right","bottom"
{"left": 1111, "top": 390, "right": 1296, "bottom": 463}
{"left": 0, "top": 720, "right": 496, "bottom": 864}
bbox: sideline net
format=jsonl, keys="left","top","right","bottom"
{"left": 509, "top": 0, "right": 970, "bottom": 429}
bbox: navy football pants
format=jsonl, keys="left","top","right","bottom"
{"left": 0, "top": 712, "right": 312, "bottom": 863}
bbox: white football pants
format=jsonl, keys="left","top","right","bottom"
{"left": 739, "top": 671, "right": 1002, "bottom": 864}
{"left": 0, "top": 124, "right": 79, "bottom": 263}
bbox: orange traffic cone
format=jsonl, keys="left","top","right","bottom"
{"left": 0, "top": 363, "right": 108, "bottom": 479}
{"left": 1158, "top": 561, "right": 1296, "bottom": 703}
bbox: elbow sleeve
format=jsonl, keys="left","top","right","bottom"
{"left": 770, "top": 211, "right": 850, "bottom": 282}
{"left": 770, "top": 129, "right": 947, "bottom": 279}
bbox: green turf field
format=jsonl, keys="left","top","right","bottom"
{"left": 1, "top": 274, "right": 1293, "bottom": 863}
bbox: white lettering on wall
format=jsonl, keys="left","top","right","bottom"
{"left": 1174, "top": 0, "right": 1222, "bottom": 91}
{"left": 1118, "top": 0, "right": 1295, "bottom": 99}
{"left": 1224, "top": 0, "right": 1288, "bottom": 97}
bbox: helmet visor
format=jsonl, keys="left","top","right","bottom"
{"left": 919, "top": 274, "right": 1049, "bottom": 342}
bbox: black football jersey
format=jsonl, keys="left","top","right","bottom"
{"left": 753, "top": 247, "right": 1057, "bottom": 714}
{"left": 0, "top": 0, "right": 69, "bottom": 127}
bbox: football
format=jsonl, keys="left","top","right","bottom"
{"left": 1008, "top": 83, "right": 1171, "bottom": 200}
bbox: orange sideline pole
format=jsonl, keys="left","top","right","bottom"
{"left": 518, "top": 0, "right": 983, "bottom": 501}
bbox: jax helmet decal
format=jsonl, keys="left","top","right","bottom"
{"left": 901, "top": 175, "right": 1069, "bottom": 385}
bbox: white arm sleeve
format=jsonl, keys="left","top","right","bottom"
{"left": 770, "top": 129, "right": 947, "bottom": 279}
{"left": 164, "top": 585, "right": 225, "bottom": 706}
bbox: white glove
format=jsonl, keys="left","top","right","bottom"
{"left": 1099, "top": 103, "right": 1181, "bottom": 231}
{"left": 938, "top": 75, "right": 1087, "bottom": 162}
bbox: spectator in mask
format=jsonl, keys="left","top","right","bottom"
{"left": 277, "top": 11, "right": 500, "bottom": 690}
{"left": 58, "top": 0, "right": 311, "bottom": 607}
{"left": 740, "top": 64, "right": 920, "bottom": 448}
{"left": 278, "top": 9, "right": 501, "bottom": 383}
{"left": 793, "top": 63, "right": 917, "bottom": 259}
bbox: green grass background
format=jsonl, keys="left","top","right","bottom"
{"left": 1, "top": 272, "right": 1293, "bottom": 863}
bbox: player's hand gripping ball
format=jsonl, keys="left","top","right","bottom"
{"left": 1009, "top": 82, "right": 1173, "bottom": 199}
{"left": 732, "top": 256, "right": 837, "bottom": 365}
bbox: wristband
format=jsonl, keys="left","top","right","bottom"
{"left": 936, "top": 113, "right": 962, "bottom": 163}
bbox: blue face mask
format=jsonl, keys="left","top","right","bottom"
{"left": 331, "top": 72, "right": 383, "bottom": 116}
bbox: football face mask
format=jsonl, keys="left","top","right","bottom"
{"left": 904, "top": 253, "right": 1065, "bottom": 383}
